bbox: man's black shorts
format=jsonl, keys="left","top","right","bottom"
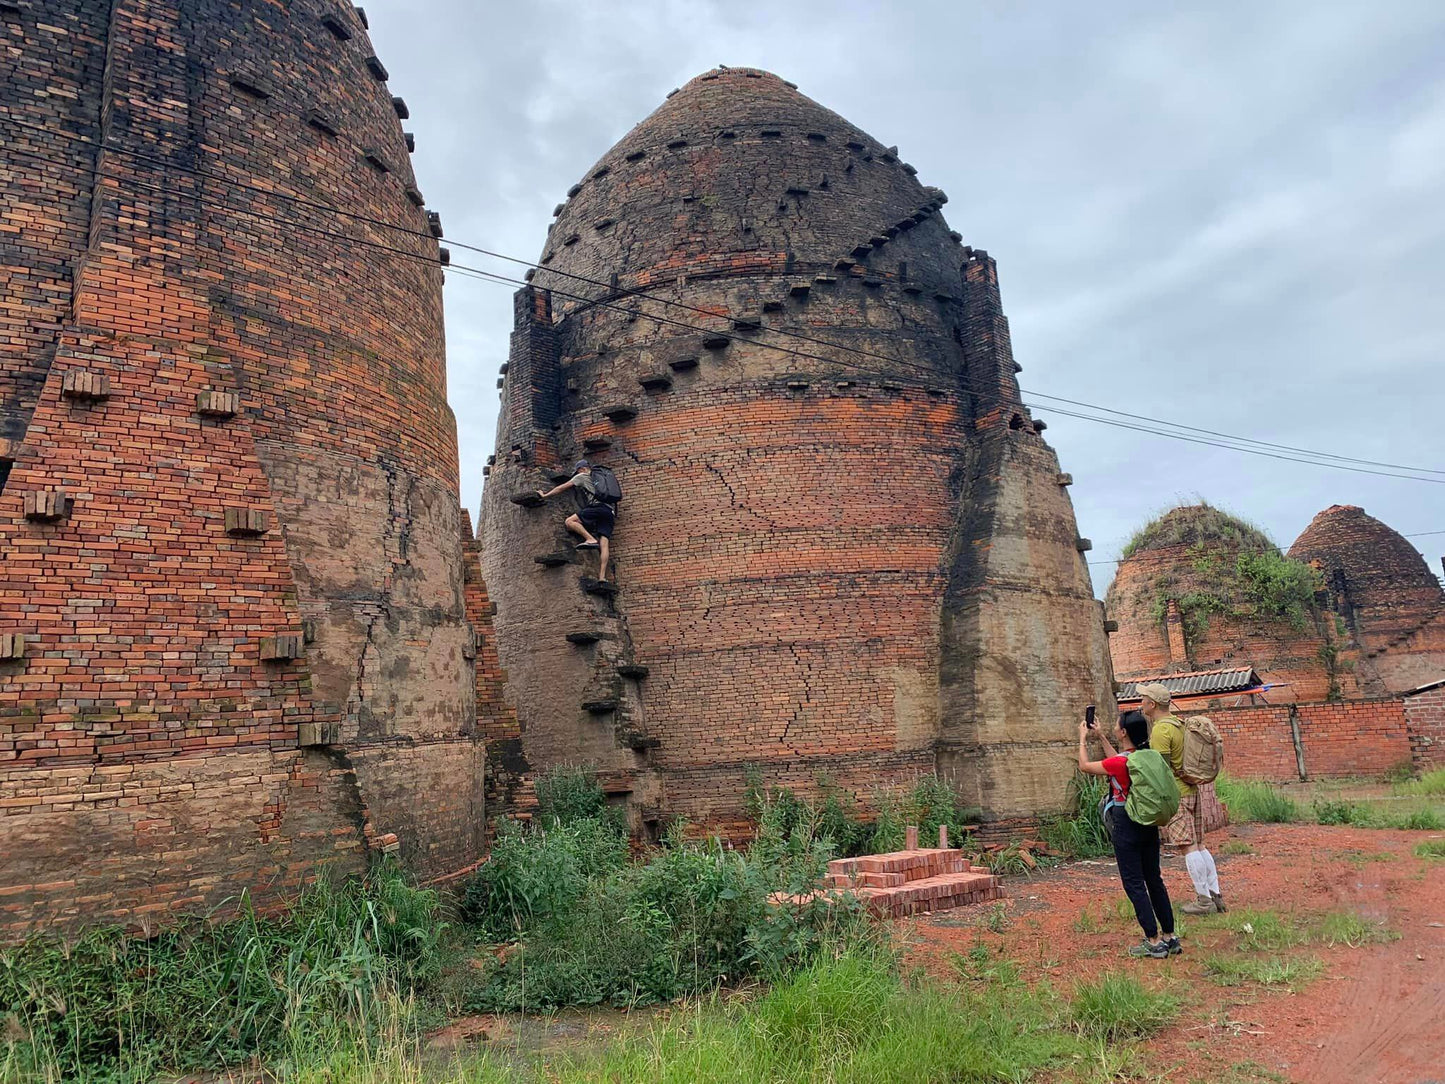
{"left": 578, "top": 503, "right": 615, "bottom": 539}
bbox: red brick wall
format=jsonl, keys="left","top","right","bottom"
{"left": 0, "top": 1, "right": 486, "bottom": 935}
{"left": 1404, "top": 687, "right": 1445, "bottom": 769}
{"left": 1201, "top": 698, "right": 1413, "bottom": 783}
{"left": 1209, "top": 705, "right": 1300, "bottom": 781}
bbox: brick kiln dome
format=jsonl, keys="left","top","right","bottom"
{"left": 537, "top": 67, "right": 959, "bottom": 300}
{"left": 482, "top": 68, "right": 1114, "bottom": 834}
{"left": 0, "top": 0, "right": 486, "bottom": 934}
{"left": 1288, "top": 506, "right": 1445, "bottom": 691}
{"left": 1105, "top": 505, "right": 1347, "bottom": 700}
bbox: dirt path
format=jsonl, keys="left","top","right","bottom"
{"left": 901, "top": 824, "right": 1445, "bottom": 1083}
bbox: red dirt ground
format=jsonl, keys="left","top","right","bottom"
{"left": 901, "top": 823, "right": 1445, "bottom": 1083}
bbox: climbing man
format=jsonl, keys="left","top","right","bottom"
{"left": 536, "top": 459, "right": 619, "bottom": 583}
{"left": 1137, "top": 682, "right": 1226, "bottom": 915}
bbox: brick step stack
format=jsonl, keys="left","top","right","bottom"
{"left": 824, "top": 845, "right": 1002, "bottom": 919}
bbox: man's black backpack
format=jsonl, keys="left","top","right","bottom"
{"left": 588, "top": 465, "right": 622, "bottom": 505}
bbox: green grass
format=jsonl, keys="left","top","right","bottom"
{"left": 495, "top": 950, "right": 1089, "bottom": 1083}
{"left": 1220, "top": 839, "right": 1256, "bottom": 856}
{"left": 1215, "top": 776, "right": 1300, "bottom": 824}
{"left": 1395, "top": 768, "right": 1445, "bottom": 797}
{"left": 1208, "top": 909, "right": 1309, "bottom": 951}
{"left": 1202, "top": 953, "right": 1322, "bottom": 989}
{"left": 1414, "top": 839, "right": 1445, "bottom": 858}
{"left": 1067, "top": 973, "right": 1178, "bottom": 1041}
{"left": 1038, "top": 773, "right": 1113, "bottom": 860}
{"left": 1312, "top": 799, "right": 1445, "bottom": 830}
{"left": 0, "top": 862, "right": 443, "bottom": 1083}
{"left": 1319, "top": 912, "right": 1398, "bottom": 948}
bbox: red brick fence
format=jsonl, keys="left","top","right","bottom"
{"left": 1206, "top": 686, "right": 1444, "bottom": 783}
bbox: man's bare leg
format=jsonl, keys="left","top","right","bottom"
{"left": 599, "top": 537, "right": 610, "bottom": 582}
{"left": 564, "top": 513, "right": 597, "bottom": 545}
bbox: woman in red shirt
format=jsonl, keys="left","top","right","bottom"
{"left": 1077, "top": 710, "right": 1179, "bottom": 959}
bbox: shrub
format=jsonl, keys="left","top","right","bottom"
{"left": 459, "top": 814, "right": 629, "bottom": 940}
{"left": 463, "top": 831, "right": 871, "bottom": 1012}
{"left": 0, "top": 862, "right": 442, "bottom": 1081}
{"left": 1314, "top": 800, "right": 1369, "bottom": 826}
{"left": 534, "top": 762, "right": 613, "bottom": 823}
{"left": 1069, "top": 973, "right": 1178, "bottom": 1040}
{"left": 1216, "top": 776, "right": 1299, "bottom": 823}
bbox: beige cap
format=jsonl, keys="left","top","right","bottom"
{"left": 1135, "top": 682, "right": 1172, "bottom": 707}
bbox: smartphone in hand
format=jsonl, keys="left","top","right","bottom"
{"left": 1085, "top": 705, "right": 1096, "bottom": 729}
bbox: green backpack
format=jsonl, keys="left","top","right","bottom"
{"left": 1125, "top": 749, "right": 1181, "bottom": 828}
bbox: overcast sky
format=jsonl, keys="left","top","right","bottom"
{"left": 368, "top": 1, "right": 1445, "bottom": 595}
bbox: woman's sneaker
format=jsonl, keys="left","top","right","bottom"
{"left": 1128, "top": 940, "right": 1169, "bottom": 959}
{"left": 1163, "top": 936, "right": 1183, "bottom": 956}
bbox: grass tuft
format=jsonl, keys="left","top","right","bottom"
{"left": 1395, "top": 769, "right": 1445, "bottom": 797}
{"left": 1210, "top": 909, "right": 1309, "bottom": 952}
{"left": 1215, "top": 776, "right": 1299, "bottom": 823}
{"left": 1319, "top": 912, "right": 1398, "bottom": 947}
{"left": 1203, "top": 953, "right": 1322, "bottom": 989}
{"left": 1068, "top": 972, "right": 1178, "bottom": 1041}
{"left": 1413, "top": 839, "right": 1445, "bottom": 858}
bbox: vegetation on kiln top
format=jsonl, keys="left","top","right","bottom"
{"left": 1120, "top": 502, "right": 1278, "bottom": 561}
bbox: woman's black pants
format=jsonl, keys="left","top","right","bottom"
{"left": 1109, "top": 808, "right": 1174, "bottom": 940}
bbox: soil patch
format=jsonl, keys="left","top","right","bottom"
{"left": 901, "top": 822, "right": 1445, "bottom": 1083}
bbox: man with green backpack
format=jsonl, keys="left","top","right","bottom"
{"left": 1078, "top": 709, "right": 1181, "bottom": 958}
{"left": 1137, "top": 683, "right": 1227, "bottom": 916}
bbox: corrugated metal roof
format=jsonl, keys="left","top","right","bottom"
{"left": 1117, "top": 667, "right": 1261, "bottom": 701}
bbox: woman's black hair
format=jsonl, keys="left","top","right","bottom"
{"left": 1119, "top": 710, "right": 1150, "bottom": 749}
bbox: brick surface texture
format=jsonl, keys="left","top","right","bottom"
{"left": 1205, "top": 698, "right": 1421, "bottom": 782}
{"left": 0, "top": 1, "right": 502, "bottom": 936}
{"left": 1288, "top": 505, "right": 1445, "bottom": 694}
{"left": 478, "top": 68, "right": 1115, "bottom": 836}
{"left": 1107, "top": 503, "right": 1445, "bottom": 705}
{"left": 1104, "top": 506, "right": 1360, "bottom": 702}
{"left": 1403, "top": 685, "right": 1445, "bottom": 768}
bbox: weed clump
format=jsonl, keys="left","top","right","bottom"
{"left": 1203, "top": 953, "right": 1322, "bottom": 988}
{"left": 1069, "top": 972, "right": 1178, "bottom": 1040}
{"left": 1216, "top": 776, "right": 1300, "bottom": 823}
{"left": 1319, "top": 912, "right": 1398, "bottom": 947}
{"left": 0, "top": 862, "right": 441, "bottom": 1081}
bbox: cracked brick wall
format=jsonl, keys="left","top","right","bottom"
{"left": 0, "top": 1, "right": 486, "bottom": 935}
{"left": 479, "top": 68, "right": 1114, "bottom": 835}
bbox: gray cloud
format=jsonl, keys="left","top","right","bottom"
{"left": 369, "top": 0, "right": 1445, "bottom": 591}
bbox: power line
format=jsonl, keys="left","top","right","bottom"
{"left": 3, "top": 123, "right": 1443, "bottom": 486}
{"left": 7, "top": 111, "right": 1444, "bottom": 480}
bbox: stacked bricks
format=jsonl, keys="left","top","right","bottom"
{"left": 0, "top": 1, "right": 495, "bottom": 936}
{"left": 479, "top": 67, "right": 1115, "bottom": 836}
{"left": 822, "top": 842, "right": 1002, "bottom": 919}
